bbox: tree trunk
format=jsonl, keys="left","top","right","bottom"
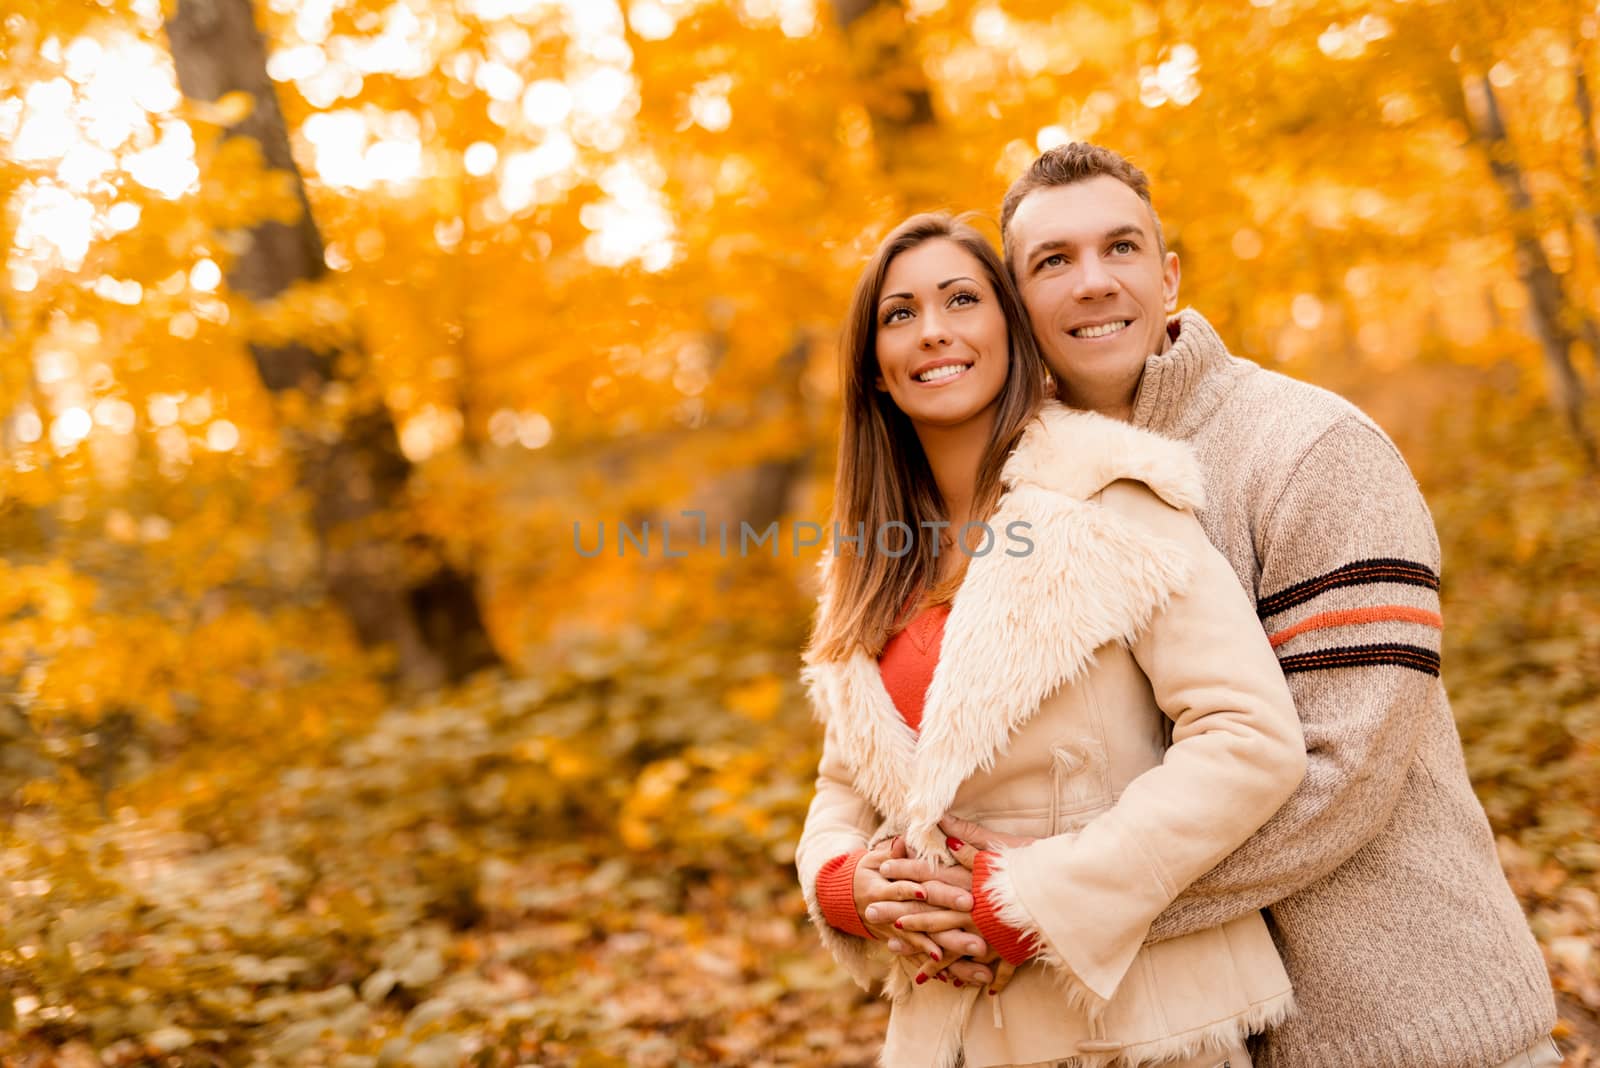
{"left": 1567, "top": 52, "right": 1600, "bottom": 370}
{"left": 1575, "top": 51, "right": 1600, "bottom": 248}
{"left": 1466, "top": 74, "right": 1597, "bottom": 468}
{"left": 735, "top": 333, "right": 814, "bottom": 534}
{"left": 829, "top": 0, "right": 939, "bottom": 196}
{"left": 164, "top": 0, "right": 501, "bottom": 687}
{"left": 703, "top": 0, "right": 947, "bottom": 542}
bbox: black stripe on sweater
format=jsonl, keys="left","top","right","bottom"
{"left": 1257, "top": 558, "right": 1439, "bottom": 621}
{"left": 1279, "top": 642, "right": 1441, "bottom": 677}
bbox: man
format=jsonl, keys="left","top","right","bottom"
{"left": 1024, "top": 143, "right": 1558, "bottom": 1067}
{"left": 883, "top": 144, "right": 1559, "bottom": 1067}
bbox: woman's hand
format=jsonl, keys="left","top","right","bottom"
{"left": 878, "top": 853, "right": 974, "bottom": 892}
{"left": 939, "top": 815, "right": 1038, "bottom": 854}
{"left": 854, "top": 838, "right": 962, "bottom": 963}
{"left": 867, "top": 824, "right": 1041, "bottom": 991}
{"left": 925, "top": 948, "right": 1018, "bottom": 995}
{"left": 877, "top": 840, "right": 1025, "bottom": 993}
{"left": 901, "top": 820, "right": 1032, "bottom": 994}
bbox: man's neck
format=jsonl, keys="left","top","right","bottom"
{"left": 1061, "top": 381, "right": 1139, "bottom": 423}
{"left": 1064, "top": 324, "right": 1174, "bottom": 422}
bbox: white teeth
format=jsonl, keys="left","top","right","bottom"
{"left": 1071, "top": 320, "right": 1130, "bottom": 339}
{"left": 916, "top": 364, "right": 970, "bottom": 382}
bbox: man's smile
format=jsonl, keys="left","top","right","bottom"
{"left": 1069, "top": 320, "right": 1132, "bottom": 339}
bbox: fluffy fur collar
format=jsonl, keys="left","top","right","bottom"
{"left": 803, "top": 404, "right": 1204, "bottom": 863}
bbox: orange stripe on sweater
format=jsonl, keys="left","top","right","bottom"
{"left": 1268, "top": 606, "right": 1443, "bottom": 649}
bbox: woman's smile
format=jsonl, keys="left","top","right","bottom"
{"left": 912, "top": 359, "right": 974, "bottom": 385}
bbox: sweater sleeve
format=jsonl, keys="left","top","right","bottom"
{"left": 976, "top": 481, "right": 1306, "bottom": 1005}
{"left": 814, "top": 850, "right": 872, "bottom": 939}
{"left": 970, "top": 851, "right": 1040, "bottom": 966}
{"left": 795, "top": 728, "right": 885, "bottom": 989}
{"left": 1147, "top": 415, "right": 1445, "bottom": 943}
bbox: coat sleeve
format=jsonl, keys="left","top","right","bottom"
{"left": 795, "top": 727, "right": 886, "bottom": 990}
{"left": 979, "top": 479, "right": 1306, "bottom": 1008}
{"left": 1146, "top": 415, "right": 1445, "bottom": 943}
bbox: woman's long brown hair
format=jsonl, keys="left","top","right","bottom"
{"left": 807, "top": 214, "right": 1046, "bottom": 663}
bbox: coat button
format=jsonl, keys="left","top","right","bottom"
{"left": 1075, "top": 1040, "right": 1123, "bottom": 1053}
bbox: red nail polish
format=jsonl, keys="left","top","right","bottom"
{"left": 953, "top": 979, "right": 964, "bottom": 988}
{"left": 930, "top": 949, "right": 941, "bottom": 962}
{"left": 936, "top": 973, "right": 948, "bottom": 983}
{"left": 946, "top": 836, "right": 964, "bottom": 851}
{"left": 987, "top": 988, "right": 997, "bottom": 996}
{"left": 893, "top": 919, "right": 904, "bottom": 929}
{"left": 914, "top": 890, "right": 926, "bottom": 900}
{"left": 915, "top": 973, "right": 927, "bottom": 985}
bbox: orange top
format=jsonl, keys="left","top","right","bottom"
{"left": 876, "top": 602, "right": 952, "bottom": 732}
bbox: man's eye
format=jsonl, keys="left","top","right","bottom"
{"left": 1112, "top": 241, "right": 1135, "bottom": 254}
{"left": 1039, "top": 253, "right": 1066, "bottom": 270}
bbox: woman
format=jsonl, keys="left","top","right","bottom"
{"left": 795, "top": 213, "right": 1306, "bottom": 1068}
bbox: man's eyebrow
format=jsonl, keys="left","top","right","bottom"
{"left": 1021, "top": 238, "right": 1071, "bottom": 262}
{"left": 1024, "top": 224, "right": 1148, "bottom": 263}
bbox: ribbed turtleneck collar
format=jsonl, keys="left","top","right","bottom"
{"left": 1130, "top": 307, "right": 1246, "bottom": 440}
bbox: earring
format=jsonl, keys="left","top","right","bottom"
{"left": 1043, "top": 371, "right": 1057, "bottom": 398}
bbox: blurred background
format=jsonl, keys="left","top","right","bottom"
{"left": 1, "top": 0, "right": 1598, "bottom": 1063}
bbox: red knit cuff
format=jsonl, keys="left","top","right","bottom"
{"left": 971, "top": 851, "right": 1038, "bottom": 966}
{"left": 815, "top": 850, "right": 874, "bottom": 940}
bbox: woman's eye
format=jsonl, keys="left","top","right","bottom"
{"left": 950, "top": 291, "right": 979, "bottom": 307}
{"left": 882, "top": 307, "right": 912, "bottom": 324}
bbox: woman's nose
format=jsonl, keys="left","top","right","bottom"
{"left": 919, "top": 314, "right": 952, "bottom": 348}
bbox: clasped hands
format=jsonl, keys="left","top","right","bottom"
{"left": 853, "top": 815, "right": 1036, "bottom": 993}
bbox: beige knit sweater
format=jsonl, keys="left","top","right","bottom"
{"left": 1131, "top": 309, "right": 1555, "bottom": 1068}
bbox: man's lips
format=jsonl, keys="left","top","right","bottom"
{"left": 1068, "top": 319, "right": 1131, "bottom": 340}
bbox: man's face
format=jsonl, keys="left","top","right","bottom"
{"left": 1008, "top": 176, "right": 1181, "bottom": 414}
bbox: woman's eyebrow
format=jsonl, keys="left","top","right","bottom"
{"left": 879, "top": 275, "right": 979, "bottom": 307}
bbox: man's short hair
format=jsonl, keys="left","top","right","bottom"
{"left": 999, "top": 142, "right": 1167, "bottom": 264}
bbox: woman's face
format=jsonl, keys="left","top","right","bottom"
{"left": 872, "top": 238, "right": 1011, "bottom": 431}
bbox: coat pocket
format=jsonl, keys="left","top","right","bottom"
{"left": 1049, "top": 735, "right": 1112, "bottom": 834}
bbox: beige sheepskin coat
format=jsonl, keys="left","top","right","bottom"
{"left": 797, "top": 404, "right": 1307, "bottom": 1068}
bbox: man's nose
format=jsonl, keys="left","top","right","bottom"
{"left": 1071, "top": 256, "right": 1118, "bottom": 300}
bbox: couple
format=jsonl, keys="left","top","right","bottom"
{"left": 794, "top": 143, "right": 1560, "bottom": 1068}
